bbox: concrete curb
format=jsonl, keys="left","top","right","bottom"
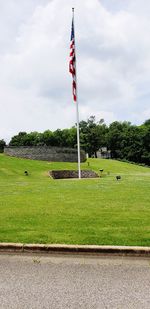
{"left": 0, "top": 243, "right": 150, "bottom": 257}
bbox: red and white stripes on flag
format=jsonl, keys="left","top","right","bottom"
{"left": 69, "top": 19, "right": 77, "bottom": 102}
{"left": 69, "top": 9, "right": 81, "bottom": 178}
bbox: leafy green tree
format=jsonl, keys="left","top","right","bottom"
{"left": 9, "top": 132, "right": 27, "bottom": 146}
{"left": 9, "top": 131, "right": 42, "bottom": 146}
{"left": 79, "top": 116, "right": 108, "bottom": 157}
{"left": 0, "top": 139, "right": 6, "bottom": 152}
{"left": 107, "top": 121, "right": 131, "bottom": 158}
{"left": 143, "top": 119, "right": 150, "bottom": 126}
{"left": 139, "top": 120, "right": 150, "bottom": 165}
{"left": 40, "top": 130, "right": 56, "bottom": 146}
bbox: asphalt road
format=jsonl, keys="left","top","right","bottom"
{"left": 0, "top": 254, "right": 150, "bottom": 309}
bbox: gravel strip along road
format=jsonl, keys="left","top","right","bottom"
{"left": 0, "top": 254, "right": 150, "bottom": 309}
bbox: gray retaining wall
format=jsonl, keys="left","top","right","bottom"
{"left": 50, "top": 170, "right": 99, "bottom": 179}
{"left": 4, "top": 146, "right": 86, "bottom": 162}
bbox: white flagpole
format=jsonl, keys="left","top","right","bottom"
{"left": 72, "top": 8, "right": 81, "bottom": 179}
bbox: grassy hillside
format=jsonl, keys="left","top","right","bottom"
{"left": 0, "top": 154, "right": 150, "bottom": 246}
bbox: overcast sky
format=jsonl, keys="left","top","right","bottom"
{"left": 0, "top": 0, "right": 150, "bottom": 141}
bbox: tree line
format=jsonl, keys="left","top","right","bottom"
{"left": 1, "top": 116, "right": 150, "bottom": 166}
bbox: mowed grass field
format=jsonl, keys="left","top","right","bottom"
{"left": 0, "top": 154, "right": 150, "bottom": 246}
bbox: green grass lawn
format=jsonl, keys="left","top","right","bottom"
{"left": 0, "top": 154, "right": 150, "bottom": 246}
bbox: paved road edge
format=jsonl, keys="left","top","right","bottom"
{"left": 0, "top": 243, "right": 150, "bottom": 256}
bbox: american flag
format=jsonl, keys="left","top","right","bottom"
{"left": 69, "top": 18, "right": 77, "bottom": 102}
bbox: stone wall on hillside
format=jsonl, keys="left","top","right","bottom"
{"left": 4, "top": 146, "right": 86, "bottom": 162}
{"left": 50, "top": 170, "right": 99, "bottom": 179}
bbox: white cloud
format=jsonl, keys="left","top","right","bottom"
{"left": 0, "top": 0, "right": 150, "bottom": 141}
